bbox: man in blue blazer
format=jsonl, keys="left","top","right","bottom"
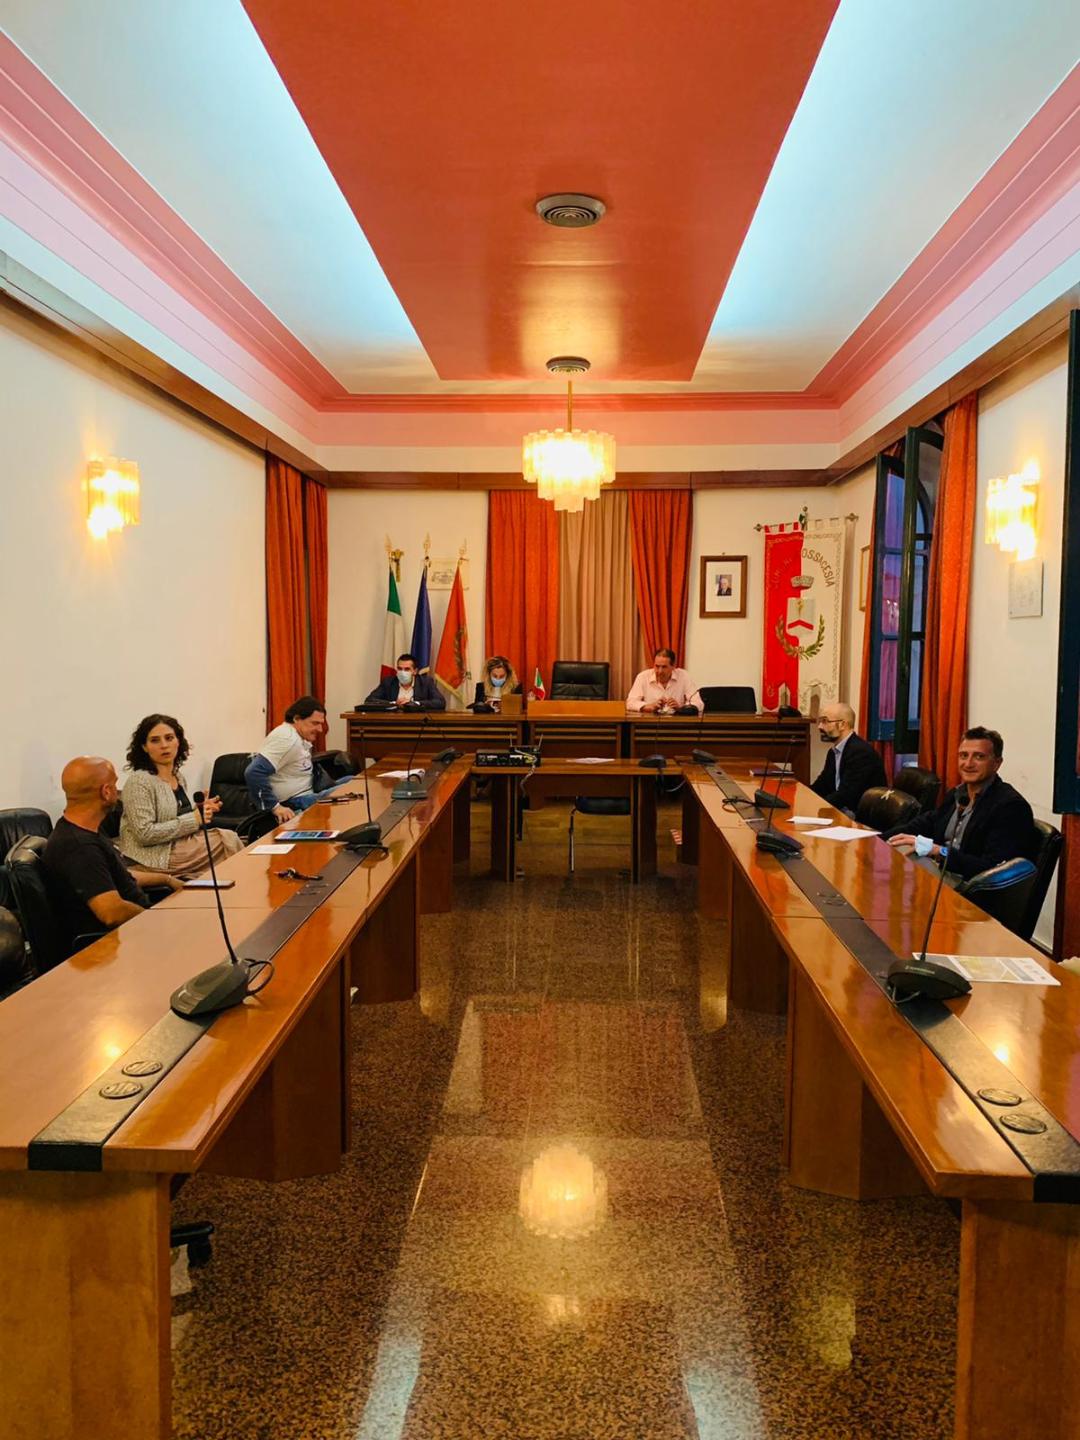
{"left": 365, "top": 652, "right": 446, "bottom": 709}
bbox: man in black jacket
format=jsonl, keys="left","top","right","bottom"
{"left": 365, "top": 652, "right": 446, "bottom": 709}
{"left": 886, "top": 726, "right": 1036, "bottom": 880}
{"left": 810, "top": 703, "right": 886, "bottom": 814}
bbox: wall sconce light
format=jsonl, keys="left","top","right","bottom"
{"left": 984, "top": 459, "right": 1038, "bottom": 561}
{"left": 86, "top": 457, "right": 140, "bottom": 540}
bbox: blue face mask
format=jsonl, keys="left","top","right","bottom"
{"left": 490, "top": 674, "right": 507, "bottom": 688}
{"left": 397, "top": 668, "right": 414, "bottom": 686}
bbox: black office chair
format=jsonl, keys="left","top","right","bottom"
{"left": 699, "top": 685, "right": 757, "bottom": 714}
{"left": 893, "top": 765, "right": 941, "bottom": 813}
{"left": 550, "top": 660, "right": 610, "bottom": 701}
{"left": 855, "top": 787, "right": 920, "bottom": 831}
{"left": 235, "top": 810, "right": 279, "bottom": 843}
{"left": 208, "top": 753, "right": 258, "bottom": 830}
{"left": 958, "top": 821, "right": 1063, "bottom": 941}
{"left": 0, "top": 865, "right": 31, "bottom": 998}
{"left": 0, "top": 807, "right": 52, "bottom": 855}
{"left": 313, "top": 749, "right": 358, "bottom": 784}
{"left": 4, "top": 836, "right": 103, "bottom": 976}
{"left": 568, "top": 795, "right": 631, "bottom": 873}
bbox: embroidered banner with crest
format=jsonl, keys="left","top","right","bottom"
{"left": 762, "top": 519, "right": 845, "bottom": 714}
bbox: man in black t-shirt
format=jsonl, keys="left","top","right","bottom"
{"left": 43, "top": 757, "right": 182, "bottom": 946}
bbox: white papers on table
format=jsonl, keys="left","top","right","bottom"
{"left": 790, "top": 815, "right": 832, "bottom": 826}
{"left": 919, "top": 953, "right": 1060, "bottom": 986}
{"left": 573, "top": 757, "right": 615, "bottom": 764}
{"left": 804, "top": 825, "right": 878, "bottom": 842}
{"left": 250, "top": 843, "right": 294, "bottom": 855}
{"left": 378, "top": 769, "right": 423, "bottom": 779}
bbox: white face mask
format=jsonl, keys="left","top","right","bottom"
{"left": 397, "top": 669, "right": 414, "bottom": 687}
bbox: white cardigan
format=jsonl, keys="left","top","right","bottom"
{"left": 119, "top": 768, "right": 201, "bottom": 869}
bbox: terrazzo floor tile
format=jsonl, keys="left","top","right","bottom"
{"left": 171, "top": 798, "right": 958, "bottom": 1439}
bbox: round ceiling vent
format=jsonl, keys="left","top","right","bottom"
{"left": 545, "top": 356, "right": 591, "bottom": 375}
{"left": 535, "top": 194, "right": 606, "bottom": 228}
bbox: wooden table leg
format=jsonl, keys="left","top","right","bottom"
{"left": 729, "top": 867, "right": 791, "bottom": 1015}
{"left": 632, "top": 776, "right": 658, "bottom": 882}
{"left": 697, "top": 810, "right": 732, "bottom": 920}
{"left": 349, "top": 853, "right": 418, "bottom": 1002}
{"left": 452, "top": 778, "right": 472, "bottom": 863}
{"left": 419, "top": 803, "right": 454, "bottom": 914}
{"left": 0, "top": 1169, "right": 171, "bottom": 1440}
{"left": 490, "top": 774, "right": 517, "bottom": 881}
{"left": 681, "top": 787, "right": 700, "bottom": 864}
{"left": 784, "top": 966, "right": 925, "bottom": 1197}
{"left": 955, "top": 1199, "right": 1080, "bottom": 1440}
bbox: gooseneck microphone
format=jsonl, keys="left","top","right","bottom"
{"left": 754, "top": 734, "right": 803, "bottom": 856}
{"left": 338, "top": 729, "right": 382, "bottom": 850}
{"left": 887, "top": 790, "right": 973, "bottom": 1002}
{"left": 691, "top": 694, "right": 715, "bottom": 766}
{"left": 638, "top": 703, "right": 668, "bottom": 770}
{"left": 169, "top": 792, "right": 273, "bottom": 1016}
{"left": 392, "top": 712, "right": 430, "bottom": 798}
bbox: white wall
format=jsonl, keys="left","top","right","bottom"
{"left": 325, "top": 491, "right": 488, "bottom": 747}
{"left": 969, "top": 337, "right": 1069, "bottom": 948}
{"left": 0, "top": 307, "right": 267, "bottom": 817}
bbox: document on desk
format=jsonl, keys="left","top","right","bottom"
{"left": 805, "top": 825, "right": 878, "bottom": 841}
{"left": 378, "top": 769, "right": 424, "bottom": 779}
{"left": 574, "top": 757, "right": 615, "bottom": 764}
{"left": 919, "top": 953, "right": 1060, "bottom": 986}
{"left": 250, "top": 842, "right": 295, "bottom": 855}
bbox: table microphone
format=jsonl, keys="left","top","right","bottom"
{"left": 638, "top": 706, "right": 668, "bottom": 770}
{"left": 691, "top": 696, "right": 715, "bottom": 765}
{"left": 755, "top": 735, "right": 803, "bottom": 856}
{"left": 392, "top": 713, "right": 430, "bottom": 798}
{"left": 886, "top": 791, "right": 973, "bottom": 1002}
{"left": 338, "top": 728, "right": 382, "bottom": 849}
{"left": 170, "top": 792, "right": 271, "bottom": 1016}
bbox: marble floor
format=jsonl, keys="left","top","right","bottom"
{"left": 171, "top": 799, "right": 959, "bottom": 1439}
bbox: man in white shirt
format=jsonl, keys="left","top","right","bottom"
{"left": 245, "top": 695, "right": 333, "bottom": 823}
{"left": 626, "top": 649, "right": 703, "bottom": 714}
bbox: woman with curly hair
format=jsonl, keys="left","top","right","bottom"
{"left": 119, "top": 714, "right": 242, "bottom": 877}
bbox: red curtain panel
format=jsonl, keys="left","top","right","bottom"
{"left": 485, "top": 491, "right": 560, "bottom": 690}
{"left": 265, "top": 455, "right": 307, "bottom": 726}
{"left": 628, "top": 491, "right": 692, "bottom": 663}
{"left": 304, "top": 476, "right": 328, "bottom": 702}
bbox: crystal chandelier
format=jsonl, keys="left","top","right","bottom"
{"left": 522, "top": 357, "right": 616, "bottom": 513}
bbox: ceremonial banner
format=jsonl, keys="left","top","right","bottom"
{"left": 762, "top": 520, "right": 845, "bottom": 713}
{"left": 380, "top": 563, "right": 406, "bottom": 679}
{"left": 434, "top": 560, "right": 471, "bottom": 708}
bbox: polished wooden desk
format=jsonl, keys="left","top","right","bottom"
{"left": 342, "top": 705, "right": 811, "bottom": 780}
{"left": 687, "top": 762, "right": 1080, "bottom": 1440}
{"left": 0, "top": 760, "right": 470, "bottom": 1440}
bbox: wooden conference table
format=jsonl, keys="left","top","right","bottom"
{"left": 684, "top": 764, "right": 1080, "bottom": 1440}
{"left": 0, "top": 760, "right": 471, "bottom": 1440}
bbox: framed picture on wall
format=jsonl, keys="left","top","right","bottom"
{"left": 699, "top": 555, "right": 747, "bottom": 618}
{"left": 428, "top": 558, "right": 469, "bottom": 590}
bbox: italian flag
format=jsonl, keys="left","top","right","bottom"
{"left": 380, "top": 566, "right": 405, "bottom": 678}
{"left": 532, "top": 666, "right": 546, "bottom": 700}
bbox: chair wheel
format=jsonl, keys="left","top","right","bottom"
{"left": 187, "top": 1239, "right": 213, "bottom": 1268}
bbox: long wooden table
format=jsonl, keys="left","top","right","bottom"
{"left": 0, "top": 760, "right": 471, "bottom": 1440}
{"left": 686, "top": 763, "right": 1080, "bottom": 1440}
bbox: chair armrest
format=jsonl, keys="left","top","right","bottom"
{"left": 956, "top": 858, "right": 1036, "bottom": 895}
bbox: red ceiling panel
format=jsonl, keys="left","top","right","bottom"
{"left": 244, "top": 1, "right": 837, "bottom": 383}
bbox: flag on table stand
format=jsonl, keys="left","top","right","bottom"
{"left": 434, "top": 560, "right": 471, "bottom": 708}
{"left": 411, "top": 563, "right": 433, "bottom": 673}
{"left": 380, "top": 563, "right": 406, "bottom": 679}
{"left": 532, "top": 667, "right": 546, "bottom": 700}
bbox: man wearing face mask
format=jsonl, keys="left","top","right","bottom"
{"left": 810, "top": 702, "right": 886, "bottom": 815}
{"left": 365, "top": 652, "right": 447, "bottom": 711}
{"left": 43, "top": 756, "right": 182, "bottom": 948}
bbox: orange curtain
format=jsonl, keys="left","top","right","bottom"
{"left": 628, "top": 491, "right": 693, "bottom": 662}
{"left": 485, "top": 491, "right": 559, "bottom": 689}
{"left": 266, "top": 456, "right": 306, "bottom": 726}
{"left": 918, "top": 394, "right": 977, "bottom": 788}
{"left": 304, "top": 478, "right": 328, "bottom": 702}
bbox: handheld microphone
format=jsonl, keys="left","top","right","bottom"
{"left": 886, "top": 790, "right": 972, "bottom": 1002}
{"left": 170, "top": 791, "right": 271, "bottom": 1016}
{"left": 339, "top": 728, "right": 382, "bottom": 849}
{"left": 755, "top": 734, "right": 803, "bottom": 856}
{"left": 392, "top": 713, "right": 430, "bottom": 799}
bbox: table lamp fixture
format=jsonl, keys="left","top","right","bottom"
{"left": 984, "top": 458, "right": 1038, "bottom": 560}
{"left": 86, "top": 456, "right": 140, "bottom": 539}
{"left": 522, "top": 357, "right": 616, "bottom": 513}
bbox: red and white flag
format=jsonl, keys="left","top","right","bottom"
{"left": 762, "top": 520, "right": 845, "bottom": 713}
{"left": 434, "top": 561, "right": 471, "bottom": 708}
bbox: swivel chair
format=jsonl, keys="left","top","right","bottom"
{"left": 208, "top": 753, "right": 258, "bottom": 830}
{"left": 550, "top": 661, "right": 610, "bottom": 701}
{"left": 699, "top": 686, "right": 757, "bottom": 714}
{"left": 855, "top": 787, "right": 920, "bottom": 832}
{"left": 893, "top": 765, "right": 942, "bottom": 813}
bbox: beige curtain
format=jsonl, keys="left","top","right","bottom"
{"left": 557, "top": 490, "right": 644, "bottom": 701}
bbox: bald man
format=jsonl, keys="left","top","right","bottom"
{"left": 43, "top": 757, "right": 181, "bottom": 947}
{"left": 810, "top": 703, "right": 886, "bottom": 815}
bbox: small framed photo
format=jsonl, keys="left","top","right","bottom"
{"left": 1008, "top": 558, "right": 1043, "bottom": 618}
{"left": 428, "top": 557, "right": 469, "bottom": 591}
{"left": 859, "top": 545, "right": 871, "bottom": 612}
{"left": 700, "top": 555, "right": 747, "bottom": 618}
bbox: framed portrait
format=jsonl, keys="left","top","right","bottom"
{"left": 428, "top": 557, "right": 469, "bottom": 590}
{"left": 859, "top": 545, "right": 871, "bottom": 612}
{"left": 699, "top": 555, "right": 747, "bottom": 618}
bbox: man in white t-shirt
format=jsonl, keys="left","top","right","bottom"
{"left": 245, "top": 696, "right": 333, "bottom": 823}
{"left": 625, "top": 648, "right": 703, "bottom": 715}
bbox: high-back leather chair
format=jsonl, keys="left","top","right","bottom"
{"left": 313, "top": 749, "right": 358, "bottom": 784}
{"left": 893, "top": 765, "right": 941, "bottom": 813}
{"left": 3, "top": 836, "right": 84, "bottom": 976}
{"left": 208, "top": 753, "right": 257, "bottom": 830}
{"left": 0, "top": 807, "right": 52, "bottom": 856}
{"left": 955, "top": 820, "right": 1061, "bottom": 941}
{"left": 550, "top": 661, "right": 610, "bottom": 701}
{"left": 855, "top": 787, "right": 920, "bottom": 832}
{"left": 699, "top": 686, "right": 757, "bottom": 713}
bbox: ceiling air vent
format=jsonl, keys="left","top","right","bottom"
{"left": 535, "top": 194, "right": 606, "bottom": 228}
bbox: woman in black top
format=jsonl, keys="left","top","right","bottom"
{"left": 471, "top": 656, "right": 522, "bottom": 711}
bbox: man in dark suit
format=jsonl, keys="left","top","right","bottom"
{"left": 810, "top": 702, "right": 886, "bottom": 814}
{"left": 365, "top": 652, "right": 446, "bottom": 709}
{"left": 886, "top": 726, "right": 1036, "bottom": 880}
